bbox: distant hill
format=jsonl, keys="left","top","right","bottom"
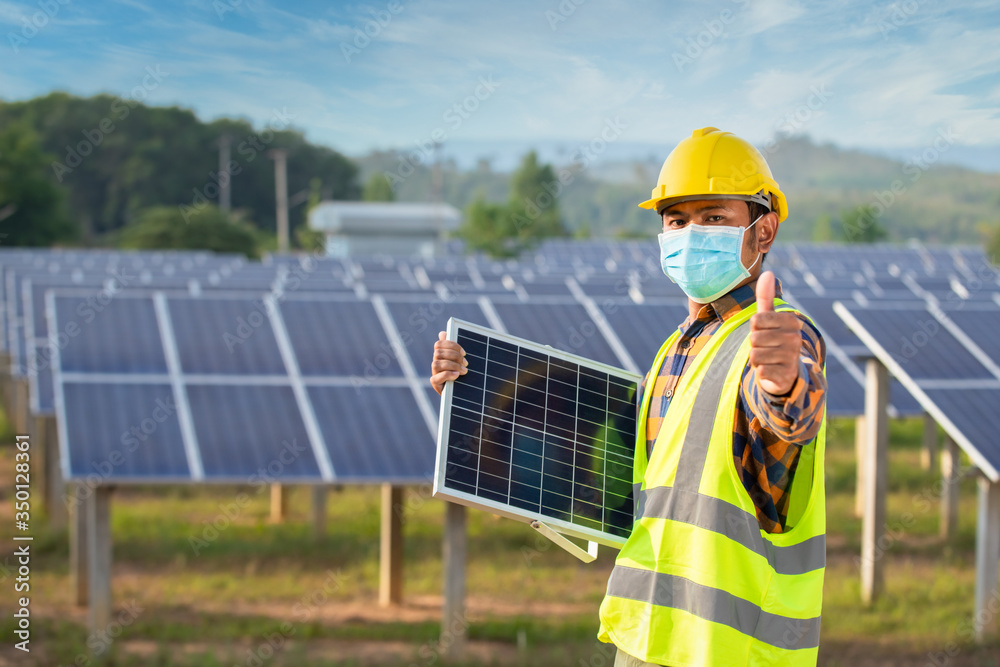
{"left": 357, "top": 135, "right": 1000, "bottom": 244}
{"left": 2, "top": 91, "right": 996, "bottom": 248}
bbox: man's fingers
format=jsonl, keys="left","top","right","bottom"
{"left": 749, "top": 347, "right": 798, "bottom": 367}
{"left": 434, "top": 338, "right": 464, "bottom": 353}
{"left": 756, "top": 271, "right": 775, "bottom": 313}
{"left": 431, "top": 359, "right": 467, "bottom": 374}
{"left": 749, "top": 329, "right": 802, "bottom": 348}
{"left": 433, "top": 348, "right": 467, "bottom": 365}
{"left": 430, "top": 370, "right": 461, "bottom": 395}
{"left": 430, "top": 331, "right": 469, "bottom": 395}
{"left": 750, "top": 311, "right": 802, "bottom": 331}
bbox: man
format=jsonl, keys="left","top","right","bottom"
{"left": 430, "top": 127, "right": 827, "bottom": 666}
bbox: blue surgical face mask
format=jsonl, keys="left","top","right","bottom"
{"left": 658, "top": 216, "right": 762, "bottom": 304}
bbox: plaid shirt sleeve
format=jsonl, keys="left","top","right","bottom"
{"left": 735, "top": 314, "right": 826, "bottom": 533}
{"left": 741, "top": 314, "right": 827, "bottom": 445}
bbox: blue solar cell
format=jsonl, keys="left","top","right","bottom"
{"left": 62, "top": 382, "right": 190, "bottom": 479}
{"left": 639, "top": 279, "right": 687, "bottom": 298}
{"left": 32, "top": 343, "right": 54, "bottom": 414}
{"left": 923, "top": 388, "right": 1000, "bottom": 476}
{"left": 169, "top": 298, "right": 287, "bottom": 375}
{"left": 943, "top": 309, "right": 1000, "bottom": 364}
{"left": 787, "top": 295, "right": 864, "bottom": 351}
{"left": 309, "top": 386, "right": 435, "bottom": 481}
{"left": 604, "top": 303, "right": 689, "bottom": 372}
{"left": 577, "top": 280, "right": 628, "bottom": 298}
{"left": 889, "top": 378, "right": 924, "bottom": 416}
{"left": 845, "top": 306, "right": 993, "bottom": 380}
{"left": 281, "top": 300, "right": 403, "bottom": 377}
{"left": 491, "top": 302, "right": 620, "bottom": 367}
{"left": 823, "top": 356, "right": 864, "bottom": 417}
{"left": 521, "top": 282, "right": 573, "bottom": 297}
{"left": 56, "top": 296, "right": 167, "bottom": 373}
{"left": 426, "top": 386, "right": 442, "bottom": 427}
{"left": 187, "top": 384, "right": 321, "bottom": 479}
{"left": 385, "top": 300, "right": 490, "bottom": 379}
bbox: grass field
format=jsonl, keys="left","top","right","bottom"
{"left": 1, "top": 408, "right": 999, "bottom": 666}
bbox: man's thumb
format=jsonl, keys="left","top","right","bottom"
{"left": 756, "top": 271, "right": 775, "bottom": 313}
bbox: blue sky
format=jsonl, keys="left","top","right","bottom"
{"left": 2, "top": 0, "right": 1000, "bottom": 169}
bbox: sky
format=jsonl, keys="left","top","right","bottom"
{"left": 2, "top": 0, "right": 1000, "bottom": 171}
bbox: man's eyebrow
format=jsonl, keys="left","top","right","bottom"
{"left": 661, "top": 205, "right": 732, "bottom": 216}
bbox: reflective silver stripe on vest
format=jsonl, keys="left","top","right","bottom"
{"left": 607, "top": 565, "right": 822, "bottom": 650}
{"left": 673, "top": 320, "right": 753, "bottom": 491}
{"left": 636, "top": 485, "right": 825, "bottom": 575}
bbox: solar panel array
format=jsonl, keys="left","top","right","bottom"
{"left": 835, "top": 299, "right": 1000, "bottom": 481}
{"left": 435, "top": 319, "right": 639, "bottom": 547}
{"left": 1, "top": 240, "right": 996, "bottom": 486}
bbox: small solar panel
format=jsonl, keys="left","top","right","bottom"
{"left": 434, "top": 318, "right": 639, "bottom": 548}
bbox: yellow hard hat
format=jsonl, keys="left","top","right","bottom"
{"left": 639, "top": 127, "right": 788, "bottom": 223}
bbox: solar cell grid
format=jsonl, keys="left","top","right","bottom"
{"left": 490, "top": 301, "right": 621, "bottom": 367}
{"left": 168, "top": 297, "right": 287, "bottom": 375}
{"left": 943, "top": 308, "right": 1000, "bottom": 362}
{"left": 61, "top": 382, "right": 190, "bottom": 480}
{"left": 843, "top": 305, "right": 992, "bottom": 380}
{"left": 53, "top": 295, "right": 167, "bottom": 373}
{"left": 436, "top": 319, "right": 639, "bottom": 547}
{"left": 384, "top": 298, "right": 491, "bottom": 377}
{"left": 280, "top": 299, "right": 403, "bottom": 377}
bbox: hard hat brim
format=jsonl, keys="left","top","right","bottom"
{"left": 639, "top": 192, "right": 788, "bottom": 223}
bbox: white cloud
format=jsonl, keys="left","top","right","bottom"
{"left": 2, "top": 0, "right": 998, "bottom": 162}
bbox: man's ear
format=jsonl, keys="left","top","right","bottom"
{"left": 755, "top": 211, "right": 779, "bottom": 253}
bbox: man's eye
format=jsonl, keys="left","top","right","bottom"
{"left": 707, "top": 215, "right": 724, "bottom": 222}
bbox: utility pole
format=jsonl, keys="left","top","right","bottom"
{"left": 217, "top": 134, "right": 232, "bottom": 214}
{"left": 268, "top": 149, "right": 289, "bottom": 253}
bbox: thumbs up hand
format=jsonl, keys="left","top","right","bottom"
{"left": 749, "top": 271, "right": 802, "bottom": 396}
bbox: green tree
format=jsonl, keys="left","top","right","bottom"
{"left": 0, "top": 122, "right": 77, "bottom": 246}
{"left": 458, "top": 195, "right": 518, "bottom": 257}
{"left": 458, "top": 152, "right": 568, "bottom": 257}
{"left": 119, "top": 205, "right": 261, "bottom": 258}
{"left": 0, "top": 92, "right": 360, "bottom": 243}
{"left": 506, "top": 151, "right": 566, "bottom": 241}
{"left": 838, "top": 204, "right": 887, "bottom": 243}
{"left": 362, "top": 173, "right": 396, "bottom": 201}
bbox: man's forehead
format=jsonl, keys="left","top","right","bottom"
{"left": 660, "top": 199, "right": 745, "bottom": 215}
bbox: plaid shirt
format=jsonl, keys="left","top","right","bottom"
{"left": 638, "top": 278, "right": 827, "bottom": 533}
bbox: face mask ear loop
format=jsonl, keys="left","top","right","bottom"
{"left": 743, "top": 214, "right": 764, "bottom": 274}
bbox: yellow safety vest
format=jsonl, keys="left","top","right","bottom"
{"left": 598, "top": 299, "right": 827, "bottom": 666}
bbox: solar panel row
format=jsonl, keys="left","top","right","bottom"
{"left": 1, "top": 243, "right": 996, "bottom": 489}
{"left": 835, "top": 300, "right": 1000, "bottom": 481}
